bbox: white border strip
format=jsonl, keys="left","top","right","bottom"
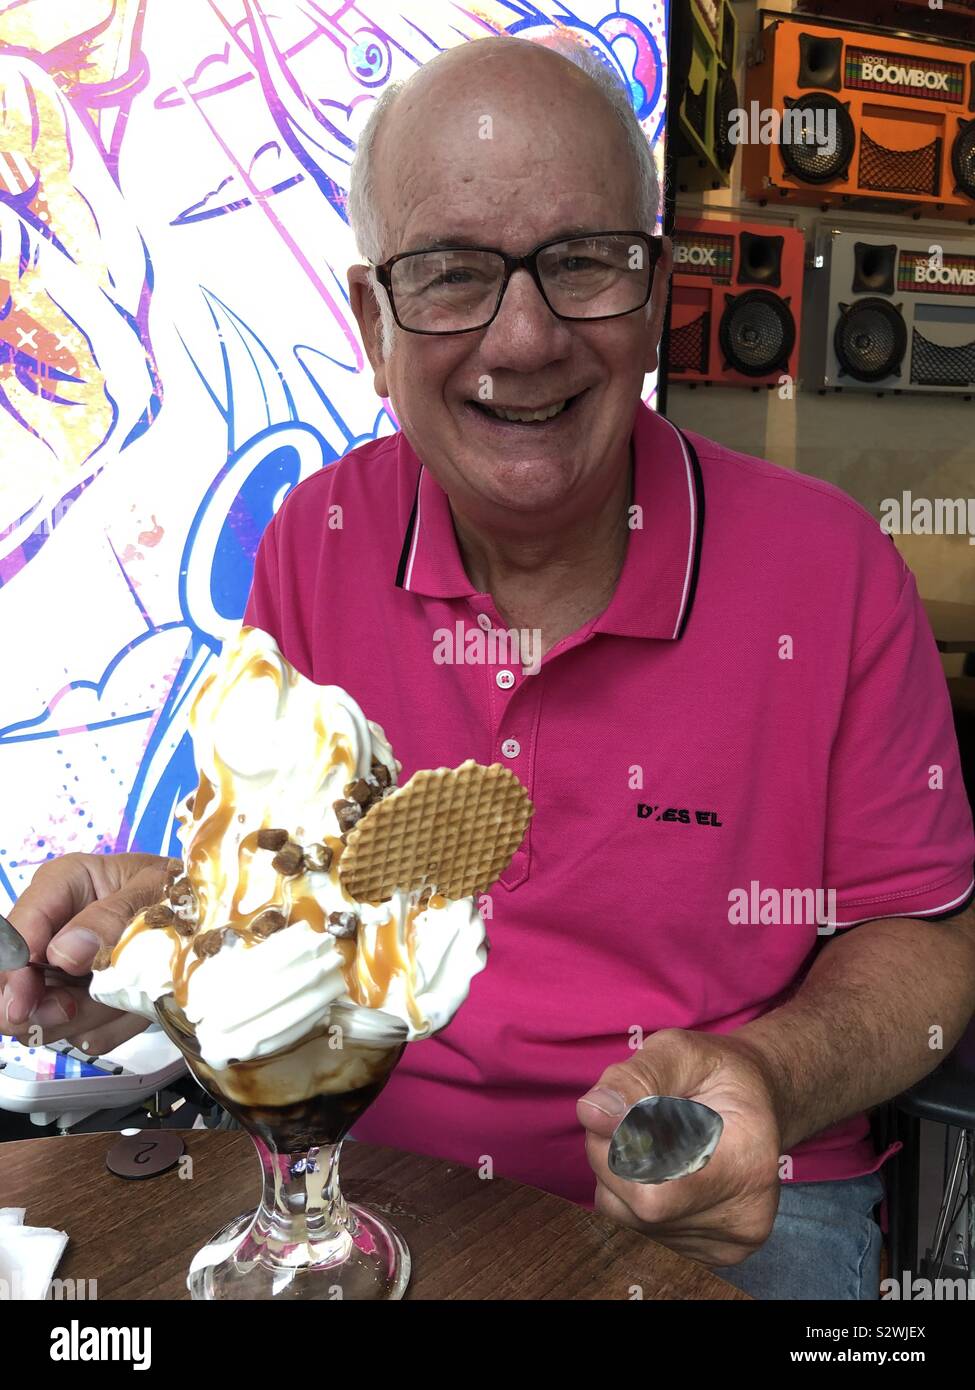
{"left": 657, "top": 416, "right": 697, "bottom": 639}
{"left": 402, "top": 468, "right": 423, "bottom": 591}
{"left": 827, "top": 876, "right": 975, "bottom": 928}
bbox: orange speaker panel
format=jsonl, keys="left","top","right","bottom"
{"left": 742, "top": 18, "right": 975, "bottom": 221}
{"left": 668, "top": 218, "right": 805, "bottom": 388}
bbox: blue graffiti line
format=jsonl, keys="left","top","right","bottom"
{"left": 0, "top": 622, "right": 185, "bottom": 744}
{"left": 0, "top": 711, "right": 152, "bottom": 744}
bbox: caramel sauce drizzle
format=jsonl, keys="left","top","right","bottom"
{"left": 114, "top": 640, "right": 433, "bottom": 1028}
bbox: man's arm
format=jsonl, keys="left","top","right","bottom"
{"left": 731, "top": 906, "right": 975, "bottom": 1150}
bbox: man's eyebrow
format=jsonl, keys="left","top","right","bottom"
{"left": 401, "top": 225, "right": 603, "bottom": 253}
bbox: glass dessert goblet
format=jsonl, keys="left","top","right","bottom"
{"left": 155, "top": 995, "right": 410, "bottom": 1301}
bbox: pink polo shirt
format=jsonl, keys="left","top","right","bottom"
{"left": 244, "top": 399, "right": 975, "bottom": 1205}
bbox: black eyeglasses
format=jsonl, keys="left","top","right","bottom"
{"left": 371, "top": 230, "right": 663, "bottom": 335}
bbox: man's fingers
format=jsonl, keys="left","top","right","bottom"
{"left": 47, "top": 863, "right": 173, "bottom": 975}
{"left": 584, "top": 1128, "right": 708, "bottom": 1226}
{"left": 6, "top": 853, "right": 97, "bottom": 962}
{"left": 64, "top": 1013, "right": 150, "bottom": 1056}
{"left": 6, "top": 988, "right": 126, "bottom": 1048}
{"left": 1, "top": 965, "right": 48, "bottom": 1028}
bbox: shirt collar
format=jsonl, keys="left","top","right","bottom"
{"left": 394, "top": 399, "right": 705, "bottom": 641}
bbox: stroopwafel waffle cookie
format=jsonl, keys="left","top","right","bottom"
{"left": 338, "top": 759, "right": 533, "bottom": 903}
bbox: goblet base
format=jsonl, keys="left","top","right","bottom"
{"left": 187, "top": 1204, "right": 411, "bottom": 1301}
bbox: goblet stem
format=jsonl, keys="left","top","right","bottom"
{"left": 250, "top": 1134, "right": 354, "bottom": 1274}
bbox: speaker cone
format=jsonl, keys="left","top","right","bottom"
{"left": 780, "top": 94, "right": 855, "bottom": 184}
{"left": 714, "top": 72, "right": 739, "bottom": 174}
{"left": 719, "top": 290, "right": 796, "bottom": 376}
{"left": 951, "top": 119, "right": 975, "bottom": 201}
{"left": 833, "top": 298, "right": 907, "bottom": 382}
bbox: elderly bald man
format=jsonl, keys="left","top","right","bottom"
{"left": 3, "top": 35, "right": 974, "bottom": 1302}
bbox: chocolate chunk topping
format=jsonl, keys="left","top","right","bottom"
{"left": 303, "top": 842, "right": 333, "bottom": 874}
{"left": 344, "top": 779, "right": 373, "bottom": 807}
{"left": 333, "top": 799, "right": 362, "bottom": 833}
{"left": 327, "top": 910, "right": 360, "bottom": 940}
{"left": 271, "top": 841, "right": 305, "bottom": 875}
{"left": 145, "top": 903, "right": 176, "bottom": 927}
{"left": 257, "top": 828, "right": 290, "bottom": 851}
{"left": 92, "top": 944, "right": 114, "bottom": 971}
{"left": 193, "top": 929, "right": 231, "bottom": 959}
{"left": 251, "top": 908, "right": 288, "bottom": 940}
{"left": 372, "top": 763, "right": 391, "bottom": 789}
{"left": 172, "top": 918, "right": 196, "bottom": 938}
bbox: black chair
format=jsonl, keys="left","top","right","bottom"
{"left": 884, "top": 1016, "right": 974, "bottom": 1282}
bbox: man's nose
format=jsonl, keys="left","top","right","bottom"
{"left": 478, "top": 268, "right": 572, "bottom": 368}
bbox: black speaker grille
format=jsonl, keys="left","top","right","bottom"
{"left": 669, "top": 310, "right": 710, "bottom": 374}
{"left": 684, "top": 75, "right": 710, "bottom": 144}
{"left": 714, "top": 72, "right": 739, "bottom": 174}
{"left": 833, "top": 298, "right": 907, "bottom": 382}
{"left": 951, "top": 120, "right": 975, "bottom": 200}
{"left": 910, "top": 328, "right": 975, "bottom": 387}
{"left": 718, "top": 290, "right": 796, "bottom": 377}
{"left": 780, "top": 94, "right": 855, "bottom": 184}
{"left": 858, "top": 129, "right": 941, "bottom": 197}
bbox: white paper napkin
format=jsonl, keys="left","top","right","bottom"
{"left": 0, "top": 1207, "right": 68, "bottom": 1300}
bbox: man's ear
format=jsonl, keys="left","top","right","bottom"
{"left": 348, "top": 264, "right": 390, "bottom": 398}
{"left": 644, "top": 235, "right": 673, "bottom": 375}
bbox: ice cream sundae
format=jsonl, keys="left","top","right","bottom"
{"left": 90, "top": 623, "right": 533, "bottom": 1300}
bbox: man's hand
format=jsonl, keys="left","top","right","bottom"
{"left": 1, "top": 852, "right": 179, "bottom": 1055}
{"left": 577, "top": 1028, "right": 784, "bottom": 1267}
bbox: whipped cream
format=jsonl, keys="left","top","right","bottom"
{"left": 91, "top": 624, "right": 488, "bottom": 1070}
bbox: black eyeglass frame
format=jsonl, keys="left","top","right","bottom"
{"left": 370, "top": 229, "right": 664, "bottom": 336}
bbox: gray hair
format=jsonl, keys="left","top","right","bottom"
{"left": 347, "top": 33, "right": 661, "bottom": 358}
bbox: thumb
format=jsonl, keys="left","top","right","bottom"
{"left": 47, "top": 863, "right": 176, "bottom": 974}
{"left": 576, "top": 1029, "right": 701, "bottom": 1137}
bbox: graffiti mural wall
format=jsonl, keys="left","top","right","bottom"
{"left": 0, "top": 0, "right": 670, "bottom": 906}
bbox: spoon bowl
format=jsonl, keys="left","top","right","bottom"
{"left": 0, "top": 914, "right": 30, "bottom": 973}
{"left": 608, "top": 1095, "right": 724, "bottom": 1184}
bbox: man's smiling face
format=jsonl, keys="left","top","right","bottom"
{"left": 349, "top": 41, "right": 671, "bottom": 532}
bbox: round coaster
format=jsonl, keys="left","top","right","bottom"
{"left": 106, "top": 1130, "right": 185, "bottom": 1180}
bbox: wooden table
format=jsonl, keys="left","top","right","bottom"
{"left": 1, "top": 1130, "right": 748, "bottom": 1300}
{"left": 922, "top": 599, "right": 975, "bottom": 655}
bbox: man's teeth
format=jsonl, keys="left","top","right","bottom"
{"left": 481, "top": 398, "right": 569, "bottom": 422}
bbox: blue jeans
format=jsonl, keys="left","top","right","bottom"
{"left": 712, "top": 1173, "right": 885, "bottom": 1300}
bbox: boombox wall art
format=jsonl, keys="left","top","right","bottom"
{"left": 670, "top": 217, "right": 805, "bottom": 387}
{"left": 743, "top": 17, "right": 975, "bottom": 220}
{"left": 674, "top": 0, "right": 739, "bottom": 190}
{"left": 804, "top": 227, "right": 975, "bottom": 394}
{"left": 0, "top": 0, "right": 671, "bottom": 910}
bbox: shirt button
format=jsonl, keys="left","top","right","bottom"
{"left": 496, "top": 669, "right": 515, "bottom": 690}
{"left": 501, "top": 738, "right": 521, "bottom": 759}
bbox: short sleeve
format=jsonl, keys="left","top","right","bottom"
{"left": 243, "top": 514, "right": 282, "bottom": 639}
{"left": 824, "top": 564, "right": 975, "bottom": 926}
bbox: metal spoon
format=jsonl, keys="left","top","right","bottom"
{"left": 608, "top": 1095, "right": 724, "bottom": 1185}
{"left": 0, "top": 913, "right": 31, "bottom": 972}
